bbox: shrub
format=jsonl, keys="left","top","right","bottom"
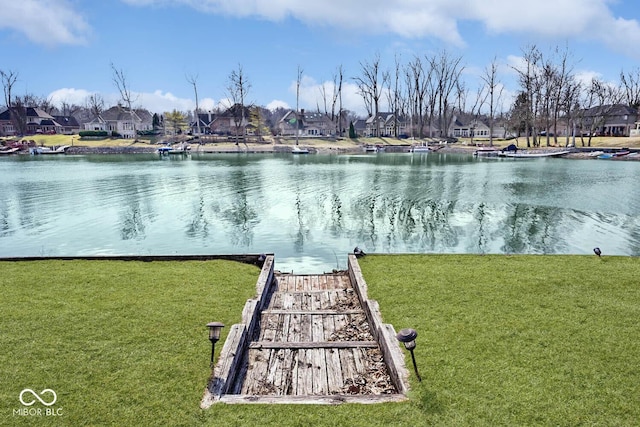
{"left": 79, "top": 130, "right": 108, "bottom": 138}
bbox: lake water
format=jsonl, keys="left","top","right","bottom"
{"left": 1, "top": 152, "right": 639, "bottom": 272}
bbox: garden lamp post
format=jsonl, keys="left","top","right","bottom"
{"left": 206, "top": 322, "right": 224, "bottom": 368}
{"left": 396, "top": 328, "right": 421, "bottom": 382}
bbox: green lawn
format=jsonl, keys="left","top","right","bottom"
{"left": 1, "top": 256, "right": 639, "bottom": 426}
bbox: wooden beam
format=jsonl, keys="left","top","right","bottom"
{"left": 261, "top": 309, "right": 364, "bottom": 315}
{"left": 218, "top": 394, "right": 407, "bottom": 405}
{"left": 249, "top": 341, "right": 379, "bottom": 349}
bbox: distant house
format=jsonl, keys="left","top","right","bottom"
{"left": 84, "top": 105, "right": 153, "bottom": 138}
{"left": 364, "top": 112, "right": 406, "bottom": 137}
{"left": 351, "top": 119, "right": 367, "bottom": 137}
{"left": 278, "top": 109, "right": 335, "bottom": 137}
{"left": 190, "top": 111, "right": 215, "bottom": 135}
{"left": 209, "top": 104, "right": 251, "bottom": 136}
{"left": 450, "top": 114, "right": 511, "bottom": 139}
{"left": 579, "top": 104, "right": 638, "bottom": 137}
{"left": 0, "top": 107, "right": 62, "bottom": 136}
{"left": 53, "top": 115, "right": 81, "bottom": 134}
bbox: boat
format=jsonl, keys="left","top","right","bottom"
{"left": 411, "top": 143, "right": 431, "bottom": 153}
{"left": 588, "top": 151, "right": 604, "bottom": 157}
{"left": 363, "top": 145, "right": 381, "bottom": 153}
{"left": 614, "top": 150, "right": 630, "bottom": 157}
{"left": 498, "top": 150, "right": 571, "bottom": 158}
{"left": 158, "top": 143, "right": 190, "bottom": 155}
{"left": 473, "top": 147, "right": 499, "bottom": 157}
{"left": 597, "top": 153, "right": 614, "bottom": 159}
{"left": 0, "top": 147, "right": 20, "bottom": 155}
{"left": 29, "top": 145, "right": 70, "bottom": 155}
{"left": 291, "top": 146, "right": 309, "bottom": 154}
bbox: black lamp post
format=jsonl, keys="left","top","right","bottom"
{"left": 206, "top": 322, "right": 224, "bottom": 368}
{"left": 396, "top": 328, "right": 421, "bottom": 382}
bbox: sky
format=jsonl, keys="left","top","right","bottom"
{"left": 1, "top": 0, "right": 639, "bottom": 117}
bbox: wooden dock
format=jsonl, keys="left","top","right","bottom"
{"left": 202, "top": 255, "right": 410, "bottom": 406}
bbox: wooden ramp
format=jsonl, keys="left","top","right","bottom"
{"left": 202, "top": 255, "right": 410, "bottom": 406}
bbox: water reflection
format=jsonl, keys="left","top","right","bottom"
{"left": 0, "top": 153, "right": 639, "bottom": 272}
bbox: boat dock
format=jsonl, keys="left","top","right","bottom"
{"left": 202, "top": 255, "right": 411, "bottom": 406}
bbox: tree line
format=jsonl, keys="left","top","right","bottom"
{"left": 3, "top": 45, "right": 640, "bottom": 145}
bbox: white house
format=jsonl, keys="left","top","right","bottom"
{"left": 84, "top": 105, "right": 153, "bottom": 138}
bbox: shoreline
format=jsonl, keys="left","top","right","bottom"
{"left": 63, "top": 144, "right": 640, "bottom": 160}
{"left": 4, "top": 136, "right": 640, "bottom": 160}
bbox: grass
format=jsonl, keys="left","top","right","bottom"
{"left": 358, "top": 254, "right": 640, "bottom": 426}
{"left": 1, "top": 255, "right": 639, "bottom": 426}
{"left": 0, "top": 259, "right": 259, "bottom": 426}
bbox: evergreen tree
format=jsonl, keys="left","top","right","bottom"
{"left": 349, "top": 121, "right": 356, "bottom": 138}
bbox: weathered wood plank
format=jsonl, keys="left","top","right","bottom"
{"left": 318, "top": 274, "right": 327, "bottom": 291}
{"left": 302, "top": 275, "right": 311, "bottom": 292}
{"left": 261, "top": 309, "right": 364, "bottom": 315}
{"left": 297, "top": 348, "right": 314, "bottom": 395}
{"left": 324, "top": 348, "right": 343, "bottom": 394}
{"left": 241, "top": 348, "right": 270, "bottom": 395}
{"left": 311, "top": 314, "right": 324, "bottom": 343}
{"left": 249, "top": 341, "right": 379, "bottom": 349}
{"left": 299, "top": 313, "right": 313, "bottom": 343}
{"left": 273, "top": 312, "right": 292, "bottom": 343}
{"left": 311, "top": 348, "right": 329, "bottom": 395}
{"left": 310, "top": 275, "right": 319, "bottom": 291}
{"left": 295, "top": 275, "right": 305, "bottom": 292}
{"left": 277, "top": 349, "right": 296, "bottom": 395}
{"left": 218, "top": 394, "right": 408, "bottom": 404}
{"left": 322, "top": 312, "right": 336, "bottom": 341}
{"left": 339, "top": 348, "right": 356, "bottom": 389}
{"left": 259, "top": 313, "right": 280, "bottom": 342}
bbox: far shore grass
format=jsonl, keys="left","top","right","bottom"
{"left": 1, "top": 255, "right": 639, "bottom": 426}
{"left": 4, "top": 133, "right": 640, "bottom": 152}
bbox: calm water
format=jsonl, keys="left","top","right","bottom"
{"left": 1, "top": 152, "right": 639, "bottom": 272}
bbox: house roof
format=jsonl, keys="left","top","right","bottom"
{"left": 352, "top": 119, "right": 367, "bottom": 130}
{"left": 583, "top": 104, "right": 637, "bottom": 117}
{"left": 0, "top": 107, "right": 54, "bottom": 121}
{"left": 53, "top": 116, "right": 80, "bottom": 127}
{"left": 219, "top": 104, "right": 251, "bottom": 118}
{"left": 99, "top": 105, "right": 152, "bottom": 123}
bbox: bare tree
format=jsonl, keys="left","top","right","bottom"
{"left": 111, "top": 63, "right": 138, "bottom": 139}
{"left": 187, "top": 73, "right": 201, "bottom": 135}
{"left": 226, "top": 64, "right": 251, "bottom": 145}
{"left": 512, "top": 45, "right": 543, "bottom": 147}
{"left": 86, "top": 93, "right": 105, "bottom": 118}
{"left": 385, "top": 54, "right": 403, "bottom": 138}
{"left": 1, "top": 69, "right": 22, "bottom": 135}
{"left": 354, "top": 53, "right": 388, "bottom": 137}
{"left": 560, "top": 77, "right": 581, "bottom": 147}
{"left": 295, "top": 66, "right": 303, "bottom": 145}
{"left": 549, "top": 45, "right": 576, "bottom": 145}
{"left": 431, "top": 50, "right": 464, "bottom": 138}
{"left": 620, "top": 67, "right": 640, "bottom": 109}
{"left": 577, "top": 78, "right": 623, "bottom": 146}
{"left": 0, "top": 69, "right": 18, "bottom": 107}
{"left": 335, "top": 65, "right": 344, "bottom": 137}
{"left": 480, "top": 57, "right": 504, "bottom": 146}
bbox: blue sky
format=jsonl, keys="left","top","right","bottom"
{"left": 1, "top": 0, "right": 639, "bottom": 116}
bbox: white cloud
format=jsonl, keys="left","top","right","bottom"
{"left": 0, "top": 0, "right": 90, "bottom": 46}
{"left": 48, "top": 88, "right": 217, "bottom": 114}
{"left": 119, "top": 0, "right": 640, "bottom": 54}
{"left": 48, "top": 88, "right": 94, "bottom": 107}
{"left": 286, "top": 75, "right": 369, "bottom": 116}
{"left": 266, "top": 100, "right": 290, "bottom": 111}
{"left": 137, "top": 90, "right": 198, "bottom": 113}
